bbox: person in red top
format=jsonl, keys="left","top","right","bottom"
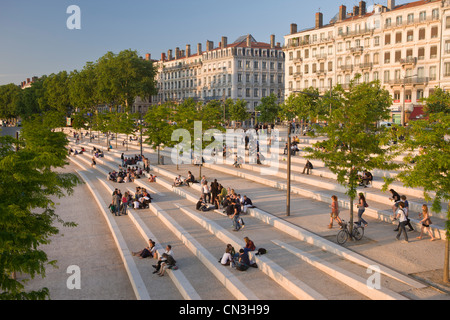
{"left": 243, "top": 237, "right": 255, "bottom": 255}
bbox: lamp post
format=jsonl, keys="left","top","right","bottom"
{"left": 139, "top": 112, "right": 143, "bottom": 157}
{"left": 401, "top": 74, "right": 417, "bottom": 126}
{"left": 286, "top": 120, "right": 291, "bottom": 216}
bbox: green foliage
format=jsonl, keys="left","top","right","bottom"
{"left": 424, "top": 87, "right": 450, "bottom": 115}
{"left": 0, "top": 84, "right": 21, "bottom": 119}
{"left": 228, "top": 99, "right": 249, "bottom": 125}
{"left": 257, "top": 94, "right": 281, "bottom": 124}
{"left": 305, "top": 79, "right": 397, "bottom": 228}
{"left": 96, "top": 50, "right": 158, "bottom": 111}
{"left": 0, "top": 116, "right": 81, "bottom": 300}
{"left": 42, "top": 71, "right": 73, "bottom": 116}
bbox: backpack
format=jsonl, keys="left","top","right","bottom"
{"left": 255, "top": 248, "right": 267, "bottom": 256}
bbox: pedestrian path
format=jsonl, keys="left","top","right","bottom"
{"left": 64, "top": 137, "right": 450, "bottom": 299}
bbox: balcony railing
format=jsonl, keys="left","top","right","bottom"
{"left": 400, "top": 57, "right": 417, "bottom": 66}
{"left": 388, "top": 77, "right": 429, "bottom": 85}
{"left": 339, "top": 64, "right": 354, "bottom": 72}
{"left": 293, "top": 72, "right": 303, "bottom": 79}
{"left": 349, "top": 46, "right": 364, "bottom": 54}
{"left": 359, "top": 62, "right": 373, "bottom": 69}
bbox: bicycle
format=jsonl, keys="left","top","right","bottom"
{"left": 336, "top": 220, "right": 364, "bottom": 245}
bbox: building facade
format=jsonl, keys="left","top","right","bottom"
{"left": 284, "top": 0, "right": 450, "bottom": 124}
{"left": 152, "top": 34, "right": 285, "bottom": 115}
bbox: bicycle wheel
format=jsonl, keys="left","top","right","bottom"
{"left": 337, "top": 230, "right": 348, "bottom": 245}
{"left": 352, "top": 226, "right": 364, "bottom": 241}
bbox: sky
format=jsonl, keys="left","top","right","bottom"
{"left": 0, "top": 0, "right": 411, "bottom": 86}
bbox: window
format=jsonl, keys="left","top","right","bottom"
{"left": 289, "top": 66, "right": 293, "bottom": 75}
{"left": 254, "top": 88, "right": 259, "bottom": 98}
{"left": 419, "top": 11, "right": 426, "bottom": 22}
{"left": 429, "top": 66, "right": 437, "bottom": 80}
{"left": 254, "top": 61, "right": 259, "bottom": 68}
{"left": 407, "top": 13, "right": 414, "bottom": 24}
{"left": 304, "top": 64, "right": 309, "bottom": 74}
{"left": 396, "top": 16, "right": 402, "bottom": 26}
{"left": 444, "top": 62, "right": 450, "bottom": 77}
{"left": 246, "top": 88, "right": 251, "bottom": 97}
{"left": 418, "top": 28, "right": 425, "bottom": 40}
{"left": 238, "top": 73, "right": 242, "bottom": 83}
{"left": 262, "top": 62, "right": 267, "bottom": 69}
{"left": 304, "top": 49, "right": 309, "bottom": 59}
{"left": 328, "top": 61, "right": 333, "bottom": 72}
{"left": 385, "top": 34, "right": 391, "bottom": 45}
{"left": 431, "top": 26, "right": 438, "bottom": 39}
{"left": 254, "top": 74, "right": 259, "bottom": 83}
{"left": 374, "top": 36, "right": 380, "bottom": 47}
{"left": 445, "top": 41, "right": 450, "bottom": 54}
{"left": 418, "top": 47, "right": 425, "bottom": 60}
{"left": 394, "top": 91, "right": 400, "bottom": 100}
{"left": 407, "top": 30, "right": 413, "bottom": 42}
{"left": 446, "top": 16, "right": 450, "bottom": 29}
{"left": 373, "top": 53, "right": 379, "bottom": 65}
{"left": 430, "top": 46, "right": 437, "bottom": 59}
{"left": 385, "top": 18, "right": 391, "bottom": 27}
{"left": 289, "top": 52, "right": 293, "bottom": 60}
{"left": 395, "top": 32, "right": 402, "bottom": 44}
{"left": 238, "top": 60, "right": 242, "bottom": 68}
{"left": 395, "top": 51, "right": 401, "bottom": 63}
{"left": 417, "top": 89, "right": 424, "bottom": 101}
{"left": 384, "top": 52, "right": 391, "bottom": 64}
{"left": 432, "top": 9, "right": 439, "bottom": 20}
{"left": 373, "top": 71, "right": 379, "bottom": 81}
{"left": 384, "top": 70, "right": 390, "bottom": 83}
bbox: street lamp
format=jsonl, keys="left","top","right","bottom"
{"left": 401, "top": 74, "right": 417, "bottom": 126}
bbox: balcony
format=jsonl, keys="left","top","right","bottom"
{"left": 388, "top": 77, "right": 429, "bottom": 86}
{"left": 350, "top": 46, "right": 364, "bottom": 55}
{"left": 315, "top": 70, "right": 327, "bottom": 77}
{"left": 339, "top": 64, "right": 353, "bottom": 72}
{"left": 338, "top": 28, "right": 375, "bottom": 38}
{"left": 400, "top": 57, "right": 417, "bottom": 67}
{"left": 359, "top": 62, "right": 373, "bottom": 70}
{"left": 293, "top": 57, "right": 303, "bottom": 64}
{"left": 314, "top": 54, "right": 327, "bottom": 61}
{"left": 293, "top": 72, "right": 303, "bottom": 79}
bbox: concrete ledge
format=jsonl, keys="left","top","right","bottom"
{"left": 75, "top": 170, "right": 151, "bottom": 300}
{"left": 174, "top": 204, "right": 326, "bottom": 300}
{"left": 97, "top": 180, "right": 201, "bottom": 300}
{"left": 149, "top": 202, "right": 259, "bottom": 300}
{"left": 272, "top": 240, "right": 408, "bottom": 300}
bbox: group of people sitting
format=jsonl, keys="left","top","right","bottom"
{"left": 358, "top": 170, "right": 373, "bottom": 187}
{"left": 121, "top": 154, "right": 143, "bottom": 167}
{"left": 132, "top": 241, "right": 176, "bottom": 277}
{"left": 173, "top": 171, "right": 198, "bottom": 187}
{"left": 219, "top": 238, "right": 259, "bottom": 271}
{"left": 91, "top": 147, "right": 105, "bottom": 158}
{"left": 107, "top": 167, "right": 142, "bottom": 183}
{"left": 69, "top": 147, "right": 86, "bottom": 155}
{"left": 130, "top": 186, "right": 153, "bottom": 209}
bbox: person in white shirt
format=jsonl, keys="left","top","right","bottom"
{"left": 220, "top": 247, "right": 233, "bottom": 266}
{"left": 395, "top": 202, "right": 409, "bottom": 243}
{"left": 153, "top": 245, "right": 174, "bottom": 274}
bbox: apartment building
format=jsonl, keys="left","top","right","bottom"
{"left": 284, "top": 0, "right": 450, "bottom": 124}
{"left": 152, "top": 34, "right": 285, "bottom": 116}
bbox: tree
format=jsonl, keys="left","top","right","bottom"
{"left": 0, "top": 83, "right": 21, "bottom": 121}
{"left": 394, "top": 111, "right": 450, "bottom": 283}
{"left": 305, "top": 78, "right": 399, "bottom": 236}
{"left": 423, "top": 87, "right": 450, "bottom": 115}
{"left": 96, "top": 50, "right": 158, "bottom": 112}
{"left": 42, "top": 71, "right": 73, "bottom": 116}
{"left": 228, "top": 99, "right": 249, "bottom": 128}
{"left": 257, "top": 93, "right": 281, "bottom": 125}
{"left": 0, "top": 116, "right": 80, "bottom": 299}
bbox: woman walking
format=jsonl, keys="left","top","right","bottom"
{"left": 417, "top": 204, "right": 436, "bottom": 241}
{"left": 356, "top": 193, "right": 368, "bottom": 227}
{"left": 395, "top": 202, "right": 409, "bottom": 243}
{"left": 328, "top": 195, "right": 343, "bottom": 229}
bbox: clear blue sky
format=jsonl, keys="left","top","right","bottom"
{"left": 0, "top": 0, "right": 409, "bottom": 86}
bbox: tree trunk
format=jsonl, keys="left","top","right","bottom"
{"left": 349, "top": 197, "right": 354, "bottom": 240}
{"left": 444, "top": 238, "right": 449, "bottom": 283}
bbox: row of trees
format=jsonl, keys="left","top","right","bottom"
{"left": 0, "top": 49, "right": 158, "bottom": 127}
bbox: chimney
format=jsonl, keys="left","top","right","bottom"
{"left": 186, "top": 44, "right": 191, "bottom": 57}
{"left": 339, "top": 5, "right": 347, "bottom": 21}
{"left": 353, "top": 6, "right": 359, "bottom": 16}
{"left": 206, "top": 40, "right": 214, "bottom": 51}
{"left": 246, "top": 34, "right": 251, "bottom": 47}
{"left": 315, "top": 12, "right": 323, "bottom": 28}
{"left": 290, "top": 23, "right": 297, "bottom": 34}
{"left": 145, "top": 53, "right": 151, "bottom": 61}
{"left": 168, "top": 49, "right": 173, "bottom": 60}
{"left": 27, "top": 78, "right": 30, "bottom": 84}
{"left": 197, "top": 43, "right": 202, "bottom": 55}
{"left": 270, "top": 34, "right": 275, "bottom": 48}
{"left": 161, "top": 53, "right": 166, "bottom": 61}
{"left": 221, "top": 36, "right": 228, "bottom": 48}
{"left": 276, "top": 42, "right": 280, "bottom": 47}
{"left": 387, "top": 0, "right": 395, "bottom": 11}
{"left": 359, "top": 1, "right": 366, "bottom": 15}
{"left": 175, "top": 47, "right": 180, "bottom": 59}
